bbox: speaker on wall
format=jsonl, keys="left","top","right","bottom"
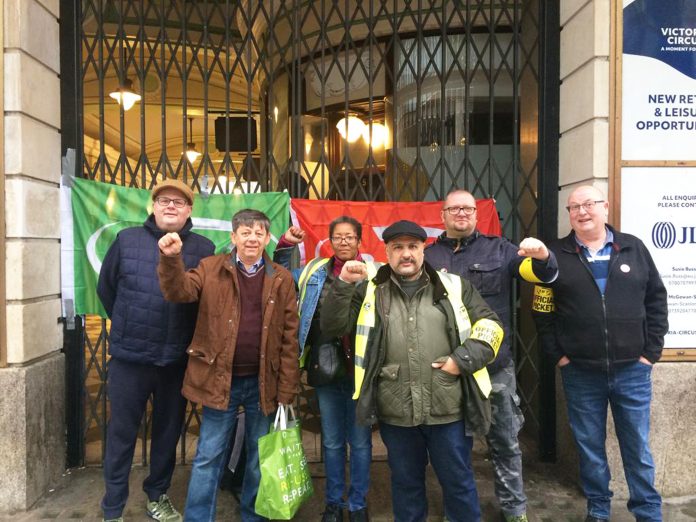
{"left": 215, "top": 116, "right": 258, "bottom": 152}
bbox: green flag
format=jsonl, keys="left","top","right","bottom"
{"left": 68, "top": 178, "right": 289, "bottom": 317}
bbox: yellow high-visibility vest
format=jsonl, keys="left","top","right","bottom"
{"left": 298, "top": 257, "right": 331, "bottom": 305}
{"left": 354, "top": 270, "right": 503, "bottom": 399}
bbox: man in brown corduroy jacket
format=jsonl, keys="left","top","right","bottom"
{"left": 158, "top": 208, "right": 300, "bottom": 522}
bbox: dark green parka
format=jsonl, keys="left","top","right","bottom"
{"left": 320, "top": 261, "right": 502, "bottom": 435}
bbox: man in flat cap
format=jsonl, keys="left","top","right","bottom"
{"left": 97, "top": 178, "right": 215, "bottom": 522}
{"left": 321, "top": 220, "right": 503, "bottom": 522}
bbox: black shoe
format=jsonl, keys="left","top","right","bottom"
{"left": 349, "top": 508, "right": 369, "bottom": 522}
{"left": 585, "top": 517, "right": 608, "bottom": 522}
{"left": 321, "top": 504, "right": 344, "bottom": 522}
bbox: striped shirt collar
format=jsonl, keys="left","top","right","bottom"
{"left": 575, "top": 227, "right": 614, "bottom": 255}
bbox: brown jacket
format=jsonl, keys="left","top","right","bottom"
{"left": 158, "top": 250, "right": 300, "bottom": 414}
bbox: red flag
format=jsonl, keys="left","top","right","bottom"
{"left": 289, "top": 199, "right": 500, "bottom": 262}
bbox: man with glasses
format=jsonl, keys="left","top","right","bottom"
{"left": 273, "top": 216, "right": 372, "bottom": 522}
{"left": 424, "top": 189, "right": 558, "bottom": 522}
{"left": 158, "top": 208, "right": 300, "bottom": 522}
{"left": 97, "top": 179, "right": 215, "bottom": 522}
{"left": 533, "top": 186, "right": 667, "bottom": 522}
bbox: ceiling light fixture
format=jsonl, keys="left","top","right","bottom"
{"left": 108, "top": 78, "right": 141, "bottom": 111}
{"left": 362, "top": 122, "right": 388, "bottom": 149}
{"left": 336, "top": 115, "right": 366, "bottom": 143}
{"left": 185, "top": 117, "right": 201, "bottom": 163}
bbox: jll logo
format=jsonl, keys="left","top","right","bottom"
{"left": 651, "top": 221, "right": 696, "bottom": 248}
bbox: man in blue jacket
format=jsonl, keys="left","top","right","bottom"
{"left": 97, "top": 179, "right": 215, "bottom": 522}
{"left": 533, "top": 186, "right": 667, "bottom": 522}
{"left": 425, "top": 189, "right": 558, "bottom": 522}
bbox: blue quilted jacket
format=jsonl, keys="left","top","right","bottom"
{"left": 97, "top": 214, "right": 215, "bottom": 366}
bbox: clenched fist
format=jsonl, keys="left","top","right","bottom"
{"left": 339, "top": 260, "right": 368, "bottom": 283}
{"left": 283, "top": 226, "right": 306, "bottom": 245}
{"left": 159, "top": 232, "right": 183, "bottom": 256}
{"left": 517, "top": 237, "right": 549, "bottom": 261}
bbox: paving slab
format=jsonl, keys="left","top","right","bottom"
{"left": 4, "top": 448, "right": 695, "bottom": 521}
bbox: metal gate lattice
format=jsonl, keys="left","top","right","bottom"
{"left": 70, "top": 0, "right": 547, "bottom": 465}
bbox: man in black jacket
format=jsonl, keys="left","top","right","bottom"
{"left": 533, "top": 185, "right": 667, "bottom": 522}
{"left": 97, "top": 179, "right": 215, "bottom": 522}
{"left": 425, "top": 189, "right": 558, "bottom": 522}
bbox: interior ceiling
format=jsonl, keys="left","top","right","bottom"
{"left": 81, "top": 0, "right": 505, "bottom": 161}
{"left": 81, "top": 0, "right": 256, "bottom": 161}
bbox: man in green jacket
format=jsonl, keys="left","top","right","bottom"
{"left": 321, "top": 220, "right": 503, "bottom": 522}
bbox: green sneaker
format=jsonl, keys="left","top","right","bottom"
{"left": 103, "top": 518, "right": 123, "bottom": 522}
{"left": 501, "top": 514, "right": 529, "bottom": 522}
{"left": 146, "top": 494, "right": 182, "bottom": 522}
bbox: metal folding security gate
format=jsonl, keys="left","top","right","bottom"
{"left": 60, "top": 0, "right": 559, "bottom": 466}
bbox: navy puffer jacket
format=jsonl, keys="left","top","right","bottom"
{"left": 97, "top": 214, "right": 215, "bottom": 366}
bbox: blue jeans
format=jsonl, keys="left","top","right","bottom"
{"left": 561, "top": 361, "right": 662, "bottom": 522}
{"left": 379, "top": 421, "right": 480, "bottom": 522}
{"left": 184, "top": 376, "right": 272, "bottom": 522}
{"left": 486, "top": 362, "right": 526, "bottom": 517}
{"left": 315, "top": 377, "right": 372, "bottom": 511}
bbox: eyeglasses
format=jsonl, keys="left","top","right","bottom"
{"left": 155, "top": 196, "right": 189, "bottom": 208}
{"left": 566, "top": 200, "right": 604, "bottom": 214}
{"left": 443, "top": 206, "right": 477, "bottom": 216}
{"left": 330, "top": 235, "right": 358, "bottom": 244}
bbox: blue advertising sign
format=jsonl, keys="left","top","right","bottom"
{"left": 622, "top": 0, "right": 696, "bottom": 160}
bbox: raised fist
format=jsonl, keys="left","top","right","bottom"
{"left": 159, "top": 232, "right": 183, "bottom": 256}
{"left": 518, "top": 237, "right": 549, "bottom": 261}
{"left": 339, "top": 260, "right": 368, "bottom": 283}
{"left": 284, "top": 226, "right": 306, "bottom": 245}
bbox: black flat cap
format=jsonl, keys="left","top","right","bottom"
{"left": 381, "top": 220, "right": 427, "bottom": 243}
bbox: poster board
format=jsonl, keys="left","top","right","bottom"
{"left": 618, "top": 0, "right": 696, "bottom": 359}
{"left": 621, "top": 167, "right": 696, "bottom": 351}
{"left": 622, "top": 0, "right": 696, "bottom": 161}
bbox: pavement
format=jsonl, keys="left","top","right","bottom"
{"left": 4, "top": 444, "right": 696, "bottom": 521}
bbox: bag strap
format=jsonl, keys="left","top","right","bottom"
{"left": 273, "top": 403, "right": 297, "bottom": 431}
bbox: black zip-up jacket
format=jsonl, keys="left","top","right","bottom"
{"left": 533, "top": 225, "right": 668, "bottom": 370}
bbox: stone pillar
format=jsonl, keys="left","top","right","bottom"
{"left": 0, "top": 0, "right": 65, "bottom": 512}
{"left": 558, "top": 0, "right": 610, "bottom": 237}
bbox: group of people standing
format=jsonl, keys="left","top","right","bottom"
{"left": 97, "top": 179, "right": 667, "bottom": 522}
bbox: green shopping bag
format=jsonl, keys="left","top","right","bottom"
{"left": 255, "top": 404, "right": 314, "bottom": 519}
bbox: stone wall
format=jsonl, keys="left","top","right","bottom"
{"left": 0, "top": 355, "right": 65, "bottom": 511}
{"left": 0, "top": 0, "right": 65, "bottom": 511}
{"left": 558, "top": 0, "right": 610, "bottom": 237}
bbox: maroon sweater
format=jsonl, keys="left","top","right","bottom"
{"left": 233, "top": 266, "right": 264, "bottom": 377}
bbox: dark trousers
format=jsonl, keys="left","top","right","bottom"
{"left": 101, "top": 358, "right": 187, "bottom": 519}
{"left": 379, "top": 420, "right": 481, "bottom": 522}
